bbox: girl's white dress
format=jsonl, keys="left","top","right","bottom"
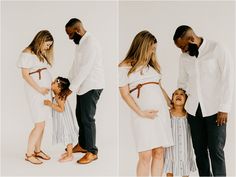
{"left": 163, "top": 114, "right": 196, "bottom": 176}
{"left": 17, "top": 53, "right": 52, "bottom": 123}
{"left": 52, "top": 98, "right": 79, "bottom": 145}
{"left": 119, "top": 66, "right": 173, "bottom": 152}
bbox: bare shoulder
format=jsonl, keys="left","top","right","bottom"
{"left": 22, "top": 48, "right": 32, "bottom": 54}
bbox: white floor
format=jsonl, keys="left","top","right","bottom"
{"left": 1, "top": 96, "right": 118, "bottom": 176}
{"left": 1, "top": 124, "right": 118, "bottom": 176}
{"left": 1, "top": 142, "right": 117, "bottom": 176}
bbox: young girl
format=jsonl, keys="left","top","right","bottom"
{"left": 44, "top": 77, "right": 78, "bottom": 162}
{"left": 163, "top": 88, "right": 196, "bottom": 177}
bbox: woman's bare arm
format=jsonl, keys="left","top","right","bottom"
{"left": 119, "top": 85, "right": 158, "bottom": 119}
{"left": 21, "top": 68, "right": 49, "bottom": 95}
{"left": 159, "top": 81, "right": 172, "bottom": 108}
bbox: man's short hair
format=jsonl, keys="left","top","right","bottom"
{"left": 173, "top": 25, "right": 192, "bottom": 42}
{"left": 65, "top": 18, "right": 81, "bottom": 28}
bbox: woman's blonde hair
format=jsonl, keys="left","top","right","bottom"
{"left": 119, "top": 30, "right": 160, "bottom": 75}
{"left": 27, "top": 30, "right": 54, "bottom": 66}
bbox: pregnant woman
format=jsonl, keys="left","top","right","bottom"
{"left": 119, "top": 30, "right": 173, "bottom": 176}
{"left": 17, "top": 30, "right": 54, "bottom": 165}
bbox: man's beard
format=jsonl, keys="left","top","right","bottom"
{"left": 188, "top": 43, "right": 199, "bottom": 58}
{"left": 73, "top": 32, "right": 82, "bottom": 44}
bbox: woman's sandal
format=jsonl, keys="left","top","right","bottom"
{"left": 25, "top": 154, "right": 43, "bottom": 165}
{"left": 34, "top": 150, "right": 51, "bottom": 160}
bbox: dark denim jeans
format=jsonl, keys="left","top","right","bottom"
{"left": 76, "top": 89, "right": 103, "bottom": 155}
{"left": 187, "top": 104, "right": 226, "bottom": 177}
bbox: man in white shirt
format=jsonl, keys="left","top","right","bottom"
{"left": 173, "top": 25, "right": 234, "bottom": 176}
{"left": 65, "top": 18, "right": 105, "bottom": 164}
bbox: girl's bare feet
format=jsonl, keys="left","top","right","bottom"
{"left": 58, "top": 155, "right": 73, "bottom": 162}
{"left": 60, "top": 152, "right": 68, "bottom": 158}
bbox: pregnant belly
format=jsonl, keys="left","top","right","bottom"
{"left": 31, "top": 70, "right": 52, "bottom": 87}
{"left": 131, "top": 85, "right": 165, "bottom": 110}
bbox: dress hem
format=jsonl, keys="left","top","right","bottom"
{"left": 137, "top": 143, "right": 174, "bottom": 152}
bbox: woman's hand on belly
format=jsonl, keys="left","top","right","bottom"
{"left": 38, "top": 87, "right": 50, "bottom": 95}
{"left": 138, "top": 109, "right": 158, "bottom": 119}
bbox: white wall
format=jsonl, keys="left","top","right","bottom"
{"left": 1, "top": 1, "right": 235, "bottom": 176}
{"left": 1, "top": 1, "right": 118, "bottom": 176}
{"left": 119, "top": 1, "right": 235, "bottom": 176}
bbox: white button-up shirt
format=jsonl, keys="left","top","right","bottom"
{"left": 177, "top": 39, "right": 234, "bottom": 117}
{"left": 68, "top": 32, "right": 105, "bottom": 95}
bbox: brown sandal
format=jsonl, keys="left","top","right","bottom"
{"left": 25, "top": 153, "right": 43, "bottom": 165}
{"left": 34, "top": 150, "right": 51, "bottom": 160}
